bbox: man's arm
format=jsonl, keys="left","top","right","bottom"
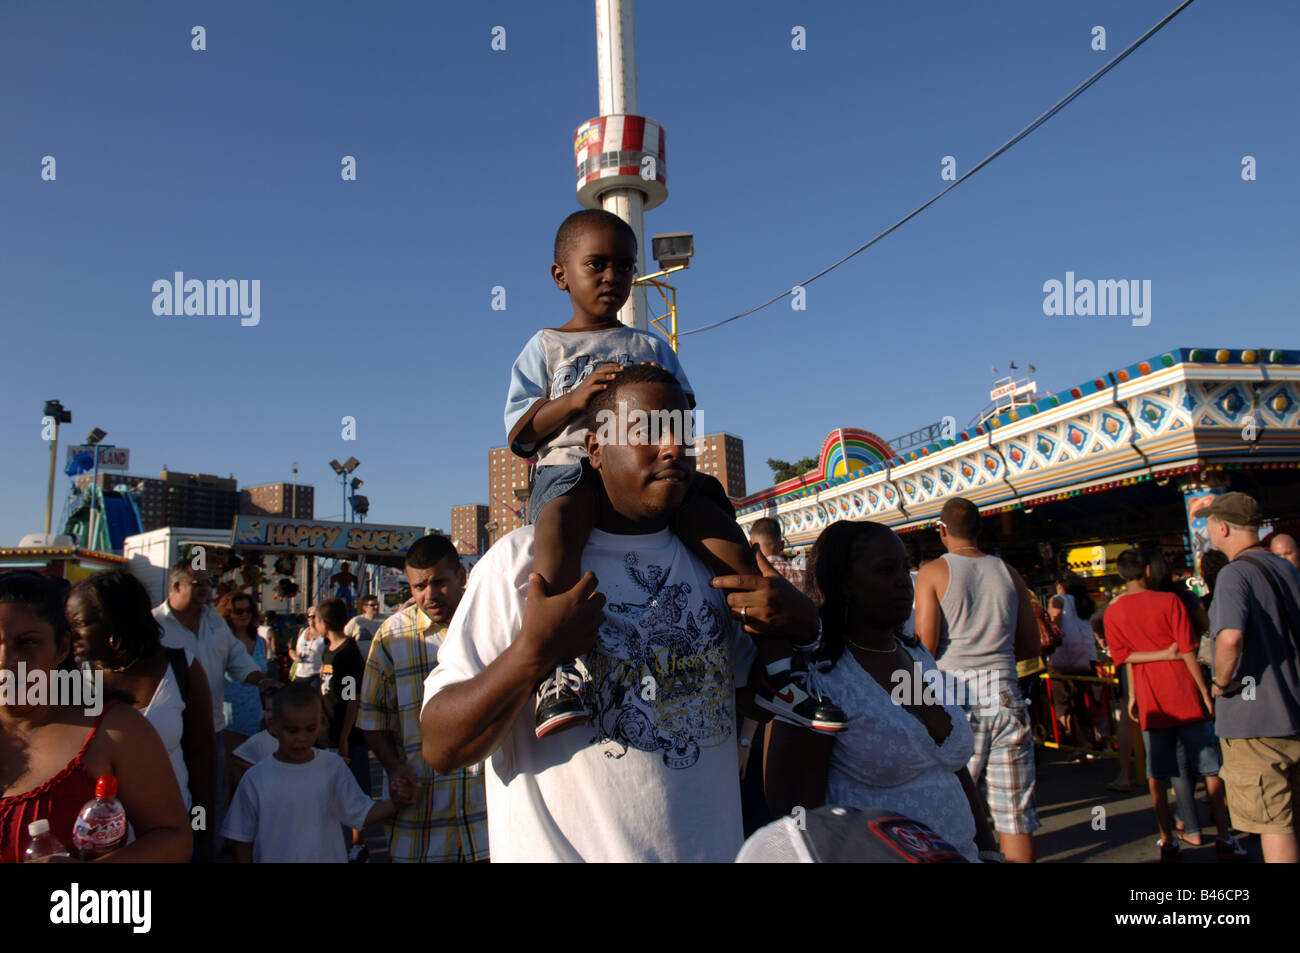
{"left": 913, "top": 560, "right": 946, "bottom": 656}
{"left": 421, "top": 572, "right": 605, "bottom": 774}
{"left": 1212, "top": 628, "right": 1245, "bottom": 694}
{"left": 1006, "top": 566, "right": 1041, "bottom": 662}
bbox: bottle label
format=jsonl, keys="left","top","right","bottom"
{"left": 72, "top": 815, "right": 126, "bottom": 850}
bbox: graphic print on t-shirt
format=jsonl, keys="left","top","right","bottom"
{"left": 581, "top": 551, "right": 735, "bottom": 770}
{"left": 549, "top": 352, "right": 634, "bottom": 398}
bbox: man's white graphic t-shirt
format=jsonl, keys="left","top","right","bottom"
{"left": 423, "top": 526, "right": 757, "bottom": 862}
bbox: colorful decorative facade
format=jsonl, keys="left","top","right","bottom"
{"left": 736, "top": 348, "right": 1300, "bottom": 549}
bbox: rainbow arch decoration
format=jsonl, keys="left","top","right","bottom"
{"left": 822, "top": 428, "right": 893, "bottom": 478}
{"left": 735, "top": 427, "right": 892, "bottom": 509}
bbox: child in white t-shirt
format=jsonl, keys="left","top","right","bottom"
{"left": 230, "top": 691, "right": 279, "bottom": 791}
{"left": 222, "top": 683, "right": 411, "bottom": 862}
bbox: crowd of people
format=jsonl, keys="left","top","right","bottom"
{"left": 3, "top": 208, "right": 1298, "bottom": 864}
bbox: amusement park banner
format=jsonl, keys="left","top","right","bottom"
{"left": 231, "top": 516, "right": 425, "bottom": 556}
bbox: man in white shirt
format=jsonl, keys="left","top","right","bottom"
{"left": 420, "top": 364, "right": 816, "bottom": 861}
{"left": 154, "top": 563, "right": 276, "bottom": 830}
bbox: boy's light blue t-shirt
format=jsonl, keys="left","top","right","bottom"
{"left": 504, "top": 326, "right": 693, "bottom": 466}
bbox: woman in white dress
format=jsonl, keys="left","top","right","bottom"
{"left": 66, "top": 570, "right": 217, "bottom": 860}
{"left": 764, "top": 520, "right": 1002, "bottom": 862}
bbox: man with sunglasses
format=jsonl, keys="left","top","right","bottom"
{"left": 345, "top": 596, "right": 385, "bottom": 665}
{"left": 154, "top": 564, "right": 277, "bottom": 838}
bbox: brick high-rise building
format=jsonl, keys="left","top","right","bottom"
{"left": 451, "top": 504, "right": 490, "bottom": 556}
{"left": 694, "top": 433, "right": 746, "bottom": 499}
{"left": 78, "top": 469, "right": 241, "bottom": 532}
{"left": 241, "top": 482, "right": 315, "bottom": 520}
{"left": 487, "top": 447, "right": 532, "bottom": 547}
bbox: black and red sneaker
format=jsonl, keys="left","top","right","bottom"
{"left": 754, "top": 662, "right": 846, "bottom": 733}
{"left": 535, "top": 663, "right": 588, "bottom": 739}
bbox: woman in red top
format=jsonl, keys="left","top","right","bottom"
{"left": 0, "top": 571, "right": 191, "bottom": 863}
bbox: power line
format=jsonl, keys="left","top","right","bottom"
{"left": 678, "top": 0, "right": 1197, "bottom": 338}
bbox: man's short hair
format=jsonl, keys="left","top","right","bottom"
{"left": 554, "top": 208, "right": 637, "bottom": 265}
{"left": 749, "top": 518, "right": 782, "bottom": 549}
{"left": 270, "top": 681, "right": 320, "bottom": 721}
{"left": 167, "top": 563, "right": 195, "bottom": 586}
{"left": 939, "top": 498, "right": 981, "bottom": 540}
{"left": 314, "top": 597, "right": 347, "bottom": 631}
{"left": 585, "top": 363, "right": 684, "bottom": 434}
{"left": 1115, "top": 548, "right": 1148, "bottom": 581}
{"left": 405, "top": 533, "right": 459, "bottom": 572}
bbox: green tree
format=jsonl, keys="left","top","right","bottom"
{"left": 766, "top": 456, "right": 820, "bottom": 483}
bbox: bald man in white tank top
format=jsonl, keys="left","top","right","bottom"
{"left": 914, "top": 498, "right": 1042, "bottom": 863}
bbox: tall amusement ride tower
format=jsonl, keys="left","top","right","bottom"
{"left": 573, "top": 0, "right": 668, "bottom": 331}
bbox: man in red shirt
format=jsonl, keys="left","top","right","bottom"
{"left": 1105, "top": 549, "right": 1244, "bottom": 862}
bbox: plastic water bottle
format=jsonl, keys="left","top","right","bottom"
{"left": 72, "top": 775, "right": 127, "bottom": 859}
{"left": 23, "top": 819, "right": 71, "bottom": 862}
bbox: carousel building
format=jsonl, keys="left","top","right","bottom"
{"left": 735, "top": 347, "right": 1300, "bottom": 588}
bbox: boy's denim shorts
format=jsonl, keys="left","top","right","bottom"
{"left": 528, "top": 460, "right": 734, "bottom": 524}
{"left": 528, "top": 461, "right": 590, "bottom": 524}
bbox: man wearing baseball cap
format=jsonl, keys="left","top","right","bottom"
{"left": 1204, "top": 491, "right": 1300, "bottom": 863}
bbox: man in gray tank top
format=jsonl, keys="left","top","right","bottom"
{"left": 914, "top": 497, "right": 1042, "bottom": 862}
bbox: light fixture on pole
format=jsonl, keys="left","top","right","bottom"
{"left": 328, "top": 457, "right": 360, "bottom": 521}
{"left": 85, "top": 427, "right": 107, "bottom": 550}
{"left": 42, "top": 400, "right": 72, "bottom": 535}
{"left": 349, "top": 478, "right": 368, "bottom": 523}
{"left": 633, "top": 231, "right": 694, "bottom": 354}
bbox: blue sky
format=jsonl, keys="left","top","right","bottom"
{"left": 2, "top": 0, "right": 1297, "bottom": 543}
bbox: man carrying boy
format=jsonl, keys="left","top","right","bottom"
{"left": 421, "top": 365, "right": 816, "bottom": 861}
{"left": 504, "top": 208, "right": 841, "bottom": 737}
{"left": 222, "top": 682, "right": 408, "bottom": 862}
{"left": 1103, "top": 548, "right": 1244, "bottom": 862}
{"left": 358, "top": 534, "right": 488, "bottom": 862}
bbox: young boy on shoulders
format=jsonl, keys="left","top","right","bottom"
{"left": 222, "top": 682, "right": 412, "bottom": 862}
{"left": 505, "top": 208, "right": 843, "bottom": 737}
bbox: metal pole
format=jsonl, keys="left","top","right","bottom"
{"left": 595, "top": 0, "right": 648, "bottom": 330}
{"left": 44, "top": 421, "right": 59, "bottom": 535}
{"left": 291, "top": 463, "right": 297, "bottom": 518}
{"left": 87, "top": 447, "right": 101, "bottom": 550}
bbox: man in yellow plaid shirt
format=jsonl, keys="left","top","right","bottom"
{"left": 359, "top": 534, "right": 488, "bottom": 862}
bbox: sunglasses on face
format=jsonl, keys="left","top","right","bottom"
{"left": 233, "top": 607, "right": 252, "bottom": 615}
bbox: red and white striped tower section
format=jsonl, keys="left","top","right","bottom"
{"left": 573, "top": 0, "right": 667, "bottom": 331}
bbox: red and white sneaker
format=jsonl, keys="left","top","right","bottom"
{"left": 754, "top": 660, "right": 846, "bottom": 733}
